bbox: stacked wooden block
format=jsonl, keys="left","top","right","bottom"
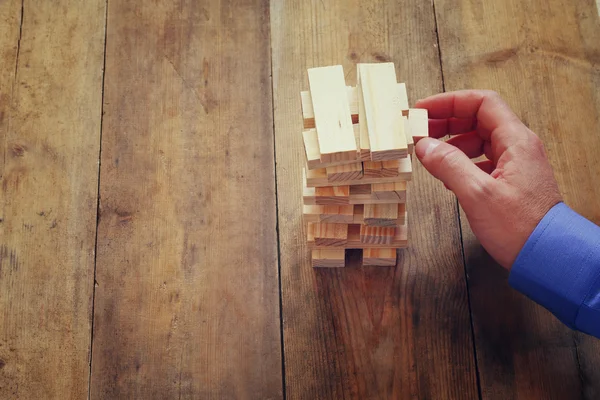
{"left": 301, "top": 63, "right": 428, "bottom": 267}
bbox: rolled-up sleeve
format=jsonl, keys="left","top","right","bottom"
{"left": 509, "top": 202, "right": 600, "bottom": 337}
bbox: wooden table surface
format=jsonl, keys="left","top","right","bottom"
{"left": 1, "top": 0, "right": 599, "bottom": 398}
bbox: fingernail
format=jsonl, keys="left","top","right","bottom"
{"left": 422, "top": 138, "right": 441, "bottom": 157}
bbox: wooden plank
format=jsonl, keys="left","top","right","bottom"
{"left": 306, "top": 155, "right": 412, "bottom": 187}
{"left": 358, "top": 63, "right": 408, "bottom": 160}
{"left": 359, "top": 225, "right": 395, "bottom": 245}
{"left": 91, "top": 1, "right": 282, "bottom": 398}
{"left": 408, "top": 108, "right": 428, "bottom": 143}
{"left": 308, "top": 65, "right": 357, "bottom": 162}
{"left": 303, "top": 205, "right": 355, "bottom": 224}
{"left": 0, "top": 1, "right": 105, "bottom": 398}
{"left": 311, "top": 249, "right": 346, "bottom": 268}
{"left": 363, "top": 248, "right": 397, "bottom": 267}
{"left": 435, "top": 0, "right": 600, "bottom": 397}
{"left": 326, "top": 162, "right": 363, "bottom": 182}
{"left": 363, "top": 204, "right": 399, "bottom": 227}
{"left": 307, "top": 223, "right": 407, "bottom": 249}
{"left": 353, "top": 204, "right": 407, "bottom": 226}
{"left": 303, "top": 124, "right": 362, "bottom": 170}
{"left": 271, "top": 0, "right": 478, "bottom": 397}
{"left": 310, "top": 223, "right": 349, "bottom": 247}
{"left": 348, "top": 182, "right": 406, "bottom": 204}
{"left": 349, "top": 184, "right": 372, "bottom": 195}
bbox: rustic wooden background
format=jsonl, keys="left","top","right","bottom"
{"left": 1, "top": 0, "right": 599, "bottom": 398}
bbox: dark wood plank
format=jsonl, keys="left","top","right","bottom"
{"left": 0, "top": 0, "right": 105, "bottom": 397}
{"left": 434, "top": 0, "right": 600, "bottom": 398}
{"left": 90, "top": 1, "right": 282, "bottom": 397}
{"left": 271, "top": 1, "right": 479, "bottom": 398}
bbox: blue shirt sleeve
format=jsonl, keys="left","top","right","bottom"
{"left": 509, "top": 202, "right": 600, "bottom": 337}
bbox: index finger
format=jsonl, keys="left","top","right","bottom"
{"left": 415, "top": 90, "right": 520, "bottom": 133}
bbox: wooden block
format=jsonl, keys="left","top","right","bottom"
{"left": 326, "top": 162, "right": 363, "bottom": 182}
{"left": 303, "top": 85, "right": 407, "bottom": 130}
{"left": 381, "top": 160, "right": 400, "bottom": 176}
{"left": 307, "top": 222, "right": 348, "bottom": 246}
{"left": 358, "top": 63, "right": 407, "bottom": 161}
{"left": 303, "top": 169, "right": 350, "bottom": 205}
{"left": 353, "top": 204, "right": 407, "bottom": 226}
{"left": 303, "top": 204, "right": 355, "bottom": 224}
{"left": 307, "top": 223, "right": 408, "bottom": 249}
{"left": 403, "top": 116, "right": 414, "bottom": 154}
{"left": 306, "top": 155, "right": 412, "bottom": 187}
{"left": 363, "top": 204, "right": 399, "bottom": 227}
{"left": 311, "top": 249, "right": 346, "bottom": 268}
{"left": 302, "top": 129, "right": 321, "bottom": 169}
{"left": 302, "top": 125, "right": 362, "bottom": 170}
{"left": 302, "top": 87, "right": 359, "bottom": 129}
{"left": 307, "top": 66, "right": 357, "bottom": 162}
{"left": 397, "top": 83, "right": 409, "bottom": 112}
{"left": 359, "top": 225, "right": 395, "bottom": 245}
{"left": 408, "top": 108, "right": 429, "bottom": 143}
{"left": 363, "top": 248, "right": 397, "bottom": 267}
{"left": 349, "top": 184, "right": 371, "bottom": 195}
{"left": 348, "top": 182, "right": 405, "bottom": 204}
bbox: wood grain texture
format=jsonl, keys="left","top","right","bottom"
{"left": 90, "top": 1, "right": 282, "bottom": 398}
{"left": 435, "top": 0, "right": 600, "bottom": 398}
{"left": 0, "top": 1, "right": 105, "bottom": 398}
{"left": 271, "top": 0, "right": 478, "bottom": 398}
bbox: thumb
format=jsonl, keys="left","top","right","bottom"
{"left": 415, "top": 137, "right": 494, "bottom": 201}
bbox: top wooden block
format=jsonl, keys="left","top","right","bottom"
{"left": 358, "top": 63, "right": 408, "bottom": 161}
{"left": 307, "top": 66, "right": 357, "bottom": 163}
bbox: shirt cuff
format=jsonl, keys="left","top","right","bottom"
{"left": 509, "top": 202, "right": 600, "bottom": 331}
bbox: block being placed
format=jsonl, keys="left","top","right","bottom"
{"left": 363, "top": 248, "right": 397, "bottom": 267}
{"left": 358, "top": 63, "right": 407, "bottom": 161}
{"left": 308, "top": 66, "right": 357, "bottom": 163}
{"left": 403, "top": 116, "right": 414, "bottom": 154}
{"left": 408, "top": 108, "right": 429, "bottom": 143}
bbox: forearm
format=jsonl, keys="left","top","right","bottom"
{"left": 509, "top": 202, "right": 600, "bottom": 337}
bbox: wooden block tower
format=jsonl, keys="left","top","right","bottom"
{"left": 300, "top": 63, "right": 428, "bottom": 267}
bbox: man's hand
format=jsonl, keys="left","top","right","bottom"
{"left": 414, "top": 90, "right": 562, "bottom": 269}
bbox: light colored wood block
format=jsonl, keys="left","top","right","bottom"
{"left": 364, "top": 204, "right": 399, "bottom": 227}
{"left": 307, "top": 223, "right": 408, "bottom": 249}
{"left": 303, "top": 205, "right": 355, "bottom": 224}
{"left": 353, "top": 204, "right": 407, "bottom": 226}
{"left": 357, "top": 80, "right": 371, "bottom": 161}
{"left": 358, "top": 63, "right": 407, "bottom": 161}
{"left": 307, "top": 66, "right": 357, "bottom": 162}
{"left": 307, "top": 222, "right": 348, "bottom": 246}
{"left": 303, "top": 169, "right": 350, "bottom": 205}
{"left": 311, "top": 249, "right": 346, "bottom": 268}
{"left": 306, "top": 155, "right": 412, "bottom": 187}
{"left": 403, "top": 116, "right": 414, "bottom": 154}
{"left": 408, "top": 108, "right": 429, "bottom": 143}
{"left": 363, "top": 248, "right": 397, "bottom": 267}
{"left": 359, "top": 225, "right": 395, "bottom": 245}
{"left": 397, "top": 83, "right": 409, "bottom": 111}
{"left": 302, "top": 125, "right": 361, "bottom": 170}
{"left": 326, "top": 162, "right": 363, "bottom": 182}
{"left": 348, "top": 182, "right": 406, "bottom": 204}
